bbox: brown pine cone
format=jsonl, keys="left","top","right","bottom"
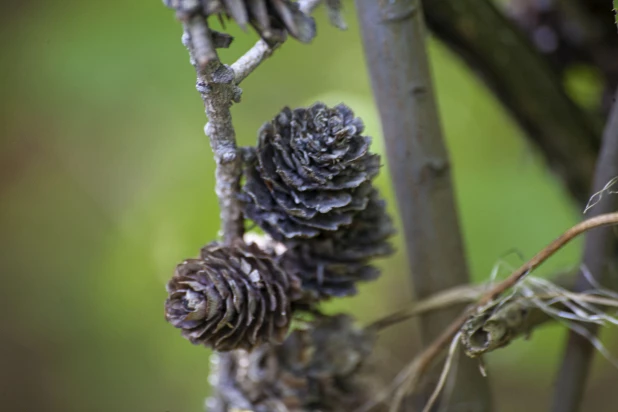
{"left": 242, "top": 103, "right": 381, "bottom": 241}
{"left": 165, "top": 241, "right": 301, "bottom": 351}
{"left": 207, "top": 314, "right": 379, "bottom": 412}
{"left": 278, "top": 188, "right": 395, "bottom": 300}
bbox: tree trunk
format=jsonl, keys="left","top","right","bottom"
{"left": 355, "top": 1, "right": 492, "bottom": 410}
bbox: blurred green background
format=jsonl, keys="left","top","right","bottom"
{"left": 1, "top": 1, "right": 616, "bottom": 411}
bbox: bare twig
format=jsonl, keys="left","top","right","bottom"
{"left": 178, "top": 0, "right": 328, "bottom": 243}
{"left": 460, "top": 274, "right": 618, "bottom": 357}
{"left": 355, "top": 0, "right": 491, "bottom": 408}
{"left": 180, "top": 16, "right": 244, "bottom": 244}
{"left": 399, "top": 213, "right": 618, "bottom": 405}
{"left": 231, "top": 0, "right": 323, "bottom": 84}
{"left": 231, "top": 40, "right": 278, "bottom": 84}
{"left": 552, "top": 89, "right": 618, "bottom": 412}
{"left": 358, "top": 268, "right": 618, "bottom": 412}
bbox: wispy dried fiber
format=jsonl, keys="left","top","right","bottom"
{"left": 207, "top": 314, "right": 380, "bottom": 412}
{"left": 242, "top": 103, "right": 381, "bottom": 241}
{"left": 461, "top": 275, "right": 618, "bottom": 359}
{"left": 165, "top": 241, "right": 301, "bottom": 351}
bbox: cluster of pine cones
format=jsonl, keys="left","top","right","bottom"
{"left": 207, "top": 314, "right": 381, "bottom": 411}
{"left": 164, "top": 102, "right": 393, "bottom": 411}
{"left": 162, "top": 2, "right": 393, "bottom": 411}
{"left": 165, "top": 102, "right": 394, "bottom": 351}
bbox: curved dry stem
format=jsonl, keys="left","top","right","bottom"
{"left": 398, "top": 212, "right": 618, "bottom": 406}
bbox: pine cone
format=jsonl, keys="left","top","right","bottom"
{"left": 207, "top": 314, "right": 379, "bottom": 412}
{"left": 164, "top": 0, "right": 316, "bottom": 44}
{"left": 278, "top": 189, "right": 395, "bottom": 300}
{"left": 242, "top": 103, "right": 381, "bottom": 241}
{"left": 165, "top": 241, "right": 301, "bottom": 351}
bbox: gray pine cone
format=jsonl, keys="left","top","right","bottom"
{"left": 165, "top": 241, "right": 301, "bottom": 351}
{"left": 163, "top": 0, "right": 316, "bottom": 44}
{"left": 207, "top": 314, "right": 379, "bottom": 412}
{"left": 278, "top": 189, "right": 395, "bottom": 299}
{"left": 242, "top": 103, "right": 381, "bottom": 241}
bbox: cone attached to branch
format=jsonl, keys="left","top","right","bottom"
{"left": 165, "top": 241, "right": 301, "bottom": 351}
{"left": 242, "top": 103, "right": 381, "bottom": 241}
{"left": 278, "top": 188, "right": 395, "bottom": 299}
{"left": 207, "top": 314, "right": 379, "bottom": 412}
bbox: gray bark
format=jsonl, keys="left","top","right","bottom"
{"left": 551, "top": 89, "right": 618, "bottom": 412}
{"left": 355, "top": 1, "right": 491, "bottom": 410}
{"left": 182, "top": 19, "right": 244, "bottom": 244}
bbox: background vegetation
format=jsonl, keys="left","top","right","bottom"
{"left": 1, "top": 1, "right": 615, "bottom": 411}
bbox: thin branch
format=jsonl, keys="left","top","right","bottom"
{"left": 355, "top": 0, "right": 491, "bottom": 409}
{"left": 179, "top": 15, "right": 244, "bottom": 244}
{"left": 552, "top": 89, "right": 618, "bottom": 412}
{"left": 358, "top": 269, "right": 618, "bottom": 412}
{"left": 368, "top": 269, "right": 618, "bottom": 336}
{"left": 231, "top": 40, "right": 278, "bottom": 84}
{"left": 423, "top": 0, "right": 601, "bottom": 204}
{"left": 399, "top": 213, "right": 618, "bottom": 404}
{"left": 177, "top": 0, "right": 327, "bottom": 243}
{"left": 459, "top": 273, "right": 618, "bottom": 357}
{"left": 231, "top": 0, "right": 323, "bottom": 84}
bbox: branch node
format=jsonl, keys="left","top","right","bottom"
{"left": 380, "top": 2, "right": 419, "bottom": 23}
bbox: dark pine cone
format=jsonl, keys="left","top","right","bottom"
{"left": 278, "top": 188, "right": 395, "bottom": 300}
{"left": 207, "top": 314, "right": 379, "bottom": 412}
{"left": 165, "top": 241, "right": 301, "bottom": 351}
{"left": 164, "top": 0, "right": 316, "bottom": 44}
{"left": 242, "top": 103, "right": 381, "bottom": 241}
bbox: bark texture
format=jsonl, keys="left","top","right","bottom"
{"left": 551, "top": 89, "right": 618, "bottom": 412}
{"left": 355, "top": 1, "right": 491, "bottom": 410}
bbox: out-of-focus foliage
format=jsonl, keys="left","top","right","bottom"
{"left": 0, "top": 1, "right": 615, "bottom": 411}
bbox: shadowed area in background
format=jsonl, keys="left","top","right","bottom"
{"left": 0, "top": 1, "right": 616, "bottom": 411}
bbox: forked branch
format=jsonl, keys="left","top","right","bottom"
{"left": 177, "top": 0, "right": 326, "bottom": 243}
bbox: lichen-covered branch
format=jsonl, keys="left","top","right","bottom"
{"left": 181, "top": 20, "right": 244, "bottom": 244}
{"left": 173, "top": 0, "right": 335, "bottom": 243}
{"left": 423, "top": 0, "right": 602, "bottom": 204}
{"left": 551, "top": 88, "right": 618, "bottom": 412}
{"left": 355, "top": 0, "right": 491, "bottom": 409}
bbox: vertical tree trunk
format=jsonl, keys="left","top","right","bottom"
{"left": 355, "top": 1, "right": 491, "bottom": 410}
{"left": 551, "top": 89, "right": 618, "bottom": 412}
